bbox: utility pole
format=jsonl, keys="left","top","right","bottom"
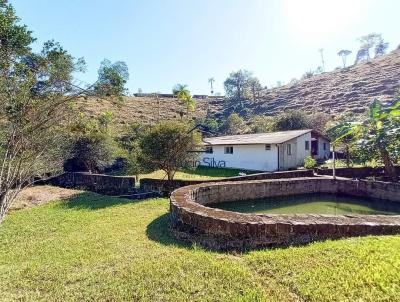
{"left": 319, "top": 48, "right": 325, "bottom": 72}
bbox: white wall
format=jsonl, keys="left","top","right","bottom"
{"left": 296, "top": 132, "right": 312, "bottom": 166}
{"left": 279, "top": 132, "right": 312, "bottom": 170}
{"left": 200, "top": 144, "right": 278, "bottom": 171}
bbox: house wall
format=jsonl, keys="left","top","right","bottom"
{"left": 279, "top": 132, "right": 312, "bottom": 170}
{"left": 296, "top": 132, "right": 312, "bottom": 166}
{"left": 200, "top": 144, "right": 278, "bottom": 171}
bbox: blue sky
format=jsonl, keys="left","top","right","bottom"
{"left": 11, "top": 0, "right": 399, "bottom": 95}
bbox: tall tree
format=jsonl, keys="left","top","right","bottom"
{"left": 172, "top": 83, "right": 190, "bottom": 99}
{"left": 248, "top": 77, "right": 262, "bottom": 101}
{"left": 94, "top": 59, "right": 129, "bottom": 97}
{"left": 337, "top": 49, "right": 352, "bottom": 68}
{"left": 223, "top": 70, "right": 253, "bottom": 101}
{"left": 355, "top": 33, "right": 385, "bottom": 64}
{"left": 318, "top": 48, "right": 325, "bottom": 72}
{"left": 173, "top": 84, "right": 195, "bottom": 117}
{"left": 374, "top": 40, "right": 389, "bottom": 58}
{"left": 0, "top": 1, "right": 122, "bottom": 223}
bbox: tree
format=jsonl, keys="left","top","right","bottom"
{"left": 248, "top": 77, "right": 262, "bottom": 101}
{"left": 326, "top": 115, "right": 357, "bottom": 168}
{"left": 250, "top": 115, "right": 274, "bottom": 133}
{"left": 208, "top": 77, "right": 215, "bottom": 94}
{"left": 301, "top": 70, "right": 314, "bottom": 80}
{"left": 172, "top": 83, "right": 190, "bottom": 99}
{"left": 65, "top": 113, "right": 116, "bottom": 173}
{"left": 355, "top": 33, "right": 386, "bottom": 64}
{"left": 318, "top": 48, "right": 325, "bottom": 72}
{"left": 220, "top": 113, "right": 249, "bottom": 135}
{"left": 224, "top": 70, "right": 253, "bottom": 101}
{"left": 94, "top": 59, "right": 129, "bottom": 97}
{"left": 0, "top": 0, "right": 35, "bottom": 71}
{"left": 0, "top": 1, "right": 122, "bottom": 223}
{"left": 173, "top": 84, "right": 195, "bottom": 117}
{"left": 374, "top": 40, "right": 389, "bottom": 58}
{"left": 116, "top": 123, "right": 151, "bottom": 181}
{"left": 337, "top": 49, "right": 352, "bottom": 68}
{"left": 140, "top": 121, "right": 201, "bottom": 180}
{"left": 271, "top": 110, "right": 329, "bottom": 133}
{"left": 327, "top": 97, "right": 399, "bottom": 181}
{"left": 65, "top": 133, "right": 115, "bottom": 173}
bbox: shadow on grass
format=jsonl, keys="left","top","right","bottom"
{"left": 146, "top": 213, "right": 191, "bottom": 249}
{"left": 60, "top": 192, "right": 141, "bottom": 210}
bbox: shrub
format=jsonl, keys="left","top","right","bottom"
{"left": 304, "top": 156, "right": 317, "bottom": 169}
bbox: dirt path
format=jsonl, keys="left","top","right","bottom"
{"left": 11, "top": 185, "right": 83, "bottom": 210}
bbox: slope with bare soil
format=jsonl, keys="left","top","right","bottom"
{"left": 76, "top": 49, "right": 400, "bottom": 127}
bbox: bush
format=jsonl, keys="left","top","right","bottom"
{"left": 304, "top": 156, "right": 317, "bottom": 169}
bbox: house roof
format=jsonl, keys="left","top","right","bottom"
{"left": 203, "top": 129, "right": 323, "bottom": 145}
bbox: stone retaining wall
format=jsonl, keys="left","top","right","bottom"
{"left": 170, "top": 177, "right": 400, "bottom": 251}
{"left": 141, "top": 169, "right": 314, "bottom": 196}
{"left": 315, "top": 166, "right": 400, "bottom": 179}
{"left": 43, "top": 172, "right": 135, "bottom": 195}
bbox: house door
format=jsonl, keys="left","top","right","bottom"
{"left": 311, "top": 139, "right": 318, "bottom": 157}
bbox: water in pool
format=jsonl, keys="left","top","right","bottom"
{"left": 208, "top": 193, "right": 400, "bottom": 215}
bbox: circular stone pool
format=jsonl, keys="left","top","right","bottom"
{"left": 170, "top": 177, "right": 400, "bottom": 251}
{"left": 208, "top": 193, "right": 400, "bottom": 215}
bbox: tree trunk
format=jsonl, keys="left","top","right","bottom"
{"left": 380, "top": 148, "right": 397, "bottom": 181}
{"left": 167, "top": 170, "right": 174, "bottom": 181}
{"left": 0, "top": 193, "right": 10, "bottom": 224}
{"left": 345, "top": 145, "right": 351, "bottom": 168}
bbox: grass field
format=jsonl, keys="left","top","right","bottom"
{"left": 1, "top": 192, "right": 399, "bottom": 301}
{"left": 138, "top": 166, "right": 259, "bottom": 181}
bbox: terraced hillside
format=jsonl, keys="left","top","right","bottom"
{"left": 75, "top": 95, "right": 224, "bottom": 131}
{"left": 77, "top": 49, "right": 400, "bottom": 128}
{"left": 242, "top": 49, "right": 400, "bottom": 117}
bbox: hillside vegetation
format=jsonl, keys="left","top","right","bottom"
{"left": 78, "top": 49, "right": 400, "bottom": 130}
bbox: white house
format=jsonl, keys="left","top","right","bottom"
{"left": 200, "top": 129, "right": 330, "bottom": 171}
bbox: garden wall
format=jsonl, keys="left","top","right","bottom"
{"left": 43, "top": 172, "right": 135, "bottom": 195}
{"left": 140, "top": 169, "right": 314, "bottom": 195}
{"left": 170, "top": 177, "right": 400, "bottom": 251}
{"left": 315, "top": 166, "right": 400, "bottom": 179}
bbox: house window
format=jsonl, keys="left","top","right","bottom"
{"left": 205, "top": 146, "right": 213, "bottom": 154}
{"left": 265, "top": 144, "right": 271, "bottom": 151}
{"left": 305, "top": 141, "right": 310, "bottom": 150}
{"left": 224, "top": 146, "right": 233, "bottom": 154}
{"left": 287, "top": 144, "right": 292, "bottom": 155}
{"left": 323, "top": 142, "right": 327, "bottom": 150}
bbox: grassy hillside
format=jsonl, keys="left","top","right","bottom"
{"left": 76, "top": 50, "right": 400, "bottom": 130}
{"left": 0, "top": 192, "right": 399, "bottom": 301}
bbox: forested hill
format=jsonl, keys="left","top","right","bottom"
{"left": 79, "top": 49, "right": 400, "bottom": 129}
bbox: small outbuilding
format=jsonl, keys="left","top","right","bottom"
{"left": 201, "top": 129, "right": 330, "bottom": 171}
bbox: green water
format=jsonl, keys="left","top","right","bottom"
{"left": 208, "top": 194, "right": 400, "bottom": 215}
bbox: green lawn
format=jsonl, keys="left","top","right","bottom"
{"left": 138, "top": 166, "right": 259, "bottom": 181}
{"left": 1, "top": 193, "right": 399, "bottom": 301}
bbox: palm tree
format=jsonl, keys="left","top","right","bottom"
{"left": 337, "top": 50, "right": 352, "bottom": 68}
{"left": 208, "top": 78, "right": 215, "bottom": 95}
{"left": 182, "top": 94, "right": 196, "bottom": 117}
{"left": 172, "top": 84, "right": 190, "bottom": 100}
{"left": 172, "top": 84, "right": 195, "bottom": 118}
